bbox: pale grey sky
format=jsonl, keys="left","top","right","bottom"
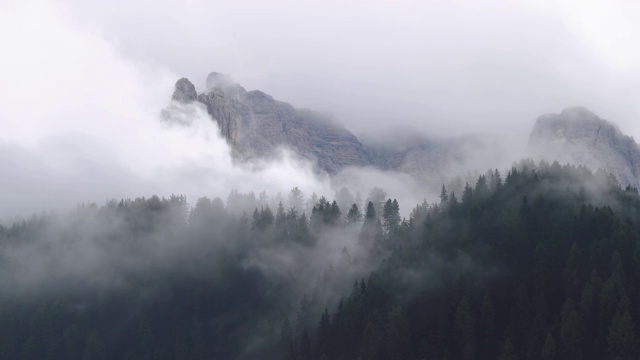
{"left": 59, "top": 0, "right": 640, "bottom": 139}
{"left": 0, "top": 0, "right": 639, "bottom": 218}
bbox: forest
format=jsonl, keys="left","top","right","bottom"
{"left": 1, "top": 159, "right": 640, "bottom": 360}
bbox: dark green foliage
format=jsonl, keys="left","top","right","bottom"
{"left": 608, "top": 311, "right": 638, "bottom": 360}
{"left": 360, "top": 201, "right": 384, "bottom": 249}
{"left": 541, "top": 333, "right": 556, "bottom": 360}
{"left": 365, "top": 201, "right": 376, "bottom": 220}
{"left": 499, "top": 337, "right": 517, "bottom": 360}
{"left": 308, "top": 161, "right": 640, "bottom": 360}
{"left": 382, "top": 199, "right": 400, "bottom": 233}
{"left": 299, "top": 328, "right": 311, "bottom": 360}
{"left": 479, "top": 292, "right": 496, "bottom": 358}
{"left": 440, "top": 184, "right": 449, "bottom": 204}
{"left": 454, "top": 296, "right": 476, "bottom": 360}
{"left": 3, "top": 161, "right": 640, "bottom": 359}
{"left": 386, "top": 306, "right": 412, "bottom": 360}
{"left": 346, "top": 203, "right": 363, "bottom": 224}
{"left": 311, "top": 197, "right": 342, "bottom": 228}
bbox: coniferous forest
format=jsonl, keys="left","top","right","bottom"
{"left": 1, "top": 160, "right": 640, "bottom": 360}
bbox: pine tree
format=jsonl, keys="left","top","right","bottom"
{"left": 346, "top": 204, "right": 363, "bottom": 224}
{"left": 316, "top": 310, "right": 331, "bottom": 360}
{"left": 559, "top": 298, "right": 583, "bottom": 359}
{"left": 360, "top": 203, "right": 384, "bottom": 250}
{"left": 449, "top": 191, "right": 459, "bottom": 213}
{"left": 329, "top": 201, "right": 341, "bottom": 225}
{"left": 440, "top": 185, "right": 449, "bottom": 204}
{"left": 563, "top": 242, "right": 583, "bottom": 299}
{"left": 455, "top": 296, "right": 476, "bottom": 360}
{"left": 360, "top": 310, "right": 384, "bottom": 360}
{"left": 287, "top": 187, "right": 305, "bottom": 213}
{"left": 386, "top": 306, "right": 412, "bottom": 360}
{"left": 498, "top": 336, "right": 517, "bottom": 360}
{"left": 541, "top": 333, "right": 556, "bottom": 360}
{"left": 489, "top": 169, "right": 503, "bottom": 191}
{"left": 383, "top": 199, "right": 400, "bottom": 233}
{"left": 366, "top": 187, "right": 387, "bottom": 220}
{"left": 479, "top": 293, "right": 496, "bottom": 358}
{"left": 462, "top": 183, "right": 473, "bottom": 207}
{"left": 300, "top": 329, "right": 311, "bottom": 360}
{"left": 475, "top": 175, "right": 488, "bottom": 199}
{"left": 607, "top": 311, "right": 638, "bottom": 360}
{"left": 365, "top": 201, "right": 376, "bottom": 221}
{"left": 281, "top": 318, "right": 293, "bottom": 355}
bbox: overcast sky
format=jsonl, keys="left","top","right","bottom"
{"left": 0, "top": 0, "right": 639, "bottom": 218}
{"left": 56, "top": 0, "right": 640, "bottom": 139}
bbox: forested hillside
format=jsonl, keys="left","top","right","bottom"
{"left": 1, "top": 160, "right": 640, "bottom": 360}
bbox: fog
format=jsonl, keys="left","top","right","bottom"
{"left": 0, "top": 1, "right": 333, "bottom": 219}
{"left": 58, "top": 0, "right": 640, "bottom": 140}
{"left": 2, "top": 0, "right": 639, "bottom": 218}
{"left": 1, "top": 2, "right": 639, "bottom": 358}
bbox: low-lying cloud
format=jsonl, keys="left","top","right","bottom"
{"left": 0, "top": 2, "right": 334, "bottom": 219}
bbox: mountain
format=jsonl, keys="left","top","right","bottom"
{"left": 172, "top": 74, "right": 370, "bottom": 173}
{"left": 527, "top": 106, "right": 640, "bottom": 188}
{"left": 170, "top": 73, "right": 503, "bottom": 188}
{"left": 172, "top": 76, "right": 640, "bottom": 190}
{"left": 4, "top": 162, "right": 640, "bottom": 360}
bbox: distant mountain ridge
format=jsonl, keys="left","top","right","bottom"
{"left": 170, "top": 73, "right": 504, "bottom": 187}
{"left": 171, "top": 74, "right": 640, "bottom": 189}
{"left": 527, "top": 106, "right": 640, "bottom": 188}
{"left": 172, "top": 74, "right": 369, "bottom": 173}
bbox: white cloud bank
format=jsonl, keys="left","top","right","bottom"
{"left": 0, "top": 1, "right": 332, "bottom": 219}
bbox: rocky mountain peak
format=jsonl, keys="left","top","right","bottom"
{"left": 171, "top": 78, "right": 198, "bottom": 103}
{"left": 168, "top": 72, "right": 370, "bottom": 173}
{"left": 167, "top": 73, "right": 640, "bottom": 191}
{"left": 527, "top": 107, "right": 640, "bottom": 187}
{"left": 166, "top": 72, "right": 510, "bottom": 187}
{"left": 205, "top": 72, "right": 246, "bottom": 101}
{"left": 559, "top": 106, "right": 599, "bottom": 120}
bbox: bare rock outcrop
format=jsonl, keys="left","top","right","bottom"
{"left": 171, "top": 78, "right": 198, "bottom": 103}
{"left": 527, "top": 106, "right": 640, "bottom": 187}
{"left": 170, "top": 73, "right": 370, "bottom": 173}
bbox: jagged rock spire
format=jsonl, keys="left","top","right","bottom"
{"left": 171, "top": 78, "right": 198, "bottom": 103}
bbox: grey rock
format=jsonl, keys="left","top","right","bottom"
{"left": 365, "top": 131, "right": 503, "bottom": 189}
{"left": 168, "top": 75, "right": 640, "bottom": 191}
{"left": 175, "top": 73, "right": 370, "bottom": 173}
{"left": 168, "top": 73, "right": 507, "bottom": 187}
{"left": 171, "top": 78, "right": 198, "bottom": 103}
{"left": 196, "top": 90, "right": 243, "bottom": 145}
{"left": 527, "top": 106, "right": 640, "bottom": 187}
{"left": 205, "top": 72, "right": 245, "bottom": 100}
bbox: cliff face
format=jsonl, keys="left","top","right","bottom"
{"left": 171, "top": 74, "right": 370, "bottom": 173}
{"left": 172, "top": 75, "right": 640, "bottom": 190}
{"left": 527, "top": 107, "right": 640, "bottom": 188}
{"left": 169, "top": 74, "right": 507, "bottom": 184}
{"left": 171, "top": 78, "right": 198, "bottom": 103}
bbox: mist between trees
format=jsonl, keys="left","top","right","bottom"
{"left": 1, "top": 160, "right": 640, "bottom": 359}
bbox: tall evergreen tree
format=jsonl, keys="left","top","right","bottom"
{"left": 607, "top": 311, "right": 638, "bottom": 360}
{"left": 386, "top": 306, "right": 412, "bottom": 360}
{"left": 455, "top": 296, "right": 476, "bottom": 360}
{"left": 440, "top": 185, "right": 449, "bottom": 204}
{"left": 346, "top": 203, "right": 363, "bottom": 224}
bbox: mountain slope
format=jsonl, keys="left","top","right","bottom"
{"left": 172, "top": 76, "right": 640, "bottom": 190}
{"left": 172, "top": 74, "right": 370, "bottom": 173}
{"left": 170, "top": 73, "right": 505, "bottom": 188}
{"left": 527, "top": 106, "right": 640, "bottom": 188}
{"left": 2, "top": 163, "right": 640, "bottom": 359}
